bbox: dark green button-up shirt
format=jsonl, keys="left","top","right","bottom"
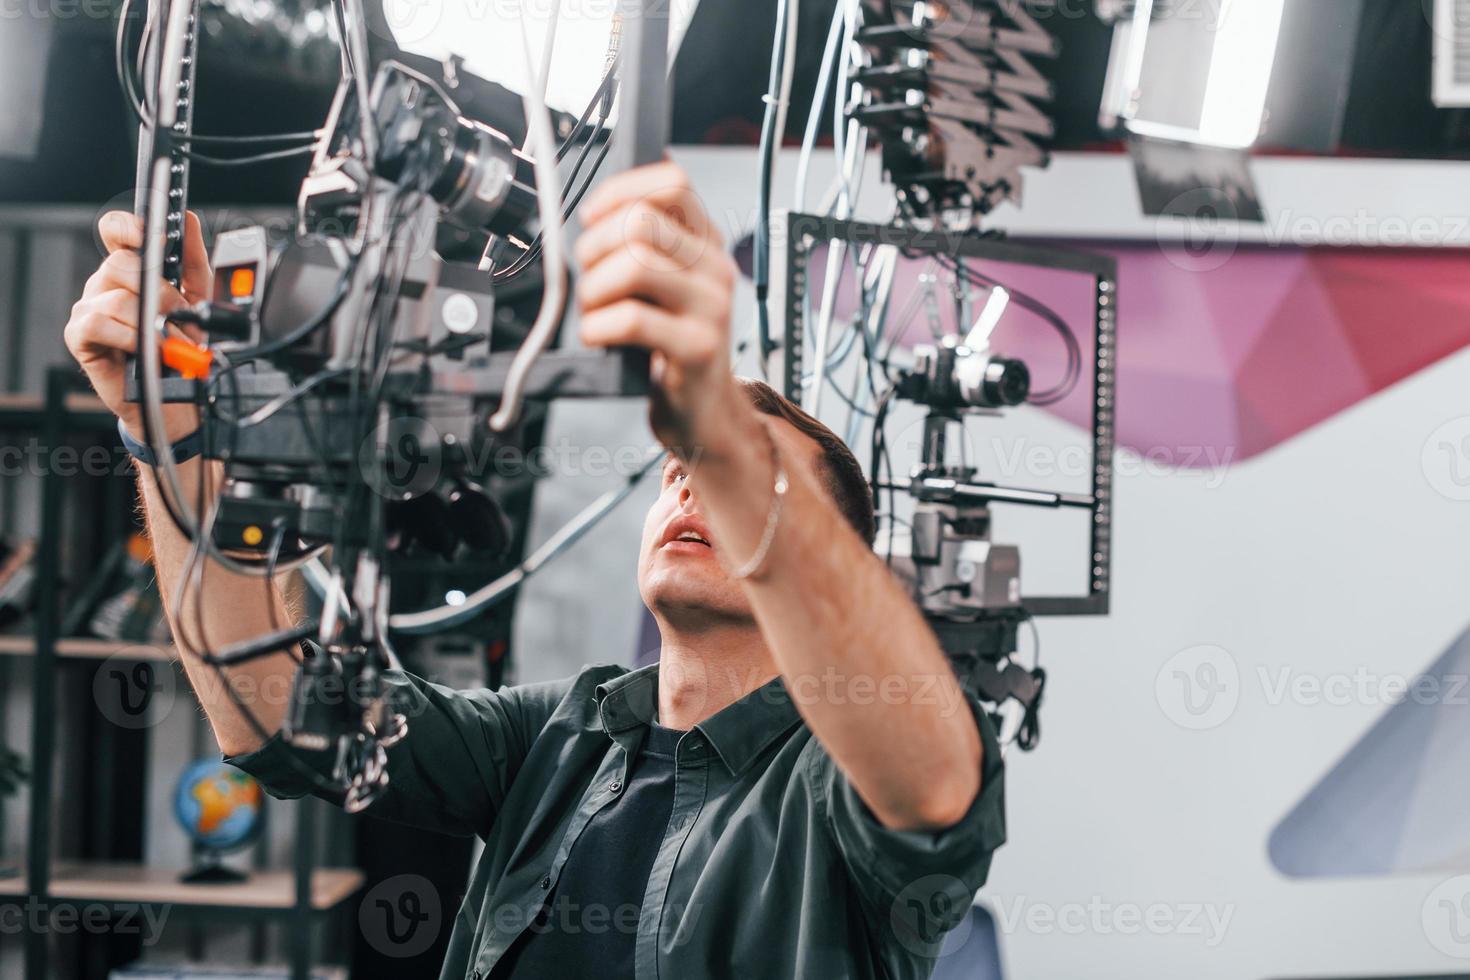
{"left": 228, "top": 662, "right": 1006, "bottom": 979}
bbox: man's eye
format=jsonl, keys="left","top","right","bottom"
{"left": 666, "top": 467, "right": 687, "bottom": 486}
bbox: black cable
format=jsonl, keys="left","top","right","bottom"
{"left": 558, "top": 137, "right": 614, "bottom": 223}
{"left": 489, "top": 129, "right": 613, "bottom": 281}
{"left": 392, "top": 328, "right": 490, "bottom": 358}
{"left": 329, "top": 210, "right": 415, "bottom": 675}
{"left": 753, "top": 0, "right": 792, "bottom": 368}
{"left": 133, "top": 183, "right": 198, "bottom": 541}
{"left": 487, "top": 66, "right": 618, "bottom": 278}
{"left": 177, "top": 145, "right": 318, "bottom": 168}
{"left": 556, "top": 59, "right": 619, "bottom": 165}
{"left": 122, "top": 0, "right": 199, "bottom": 542}
{"left": 1016, "top": 665, "right": 1045, "bottom": 751}
{"left": 262, "top": 520, "right": 291, "bottom": 637}
{"left": 121, "top": 0, "right": 382, "bottom": 801}
{"left": 226, "top": 257, "right": 357, "bottom": 363}
{"left": 1011, "top": 616, "right": 1044, "bottom": 750}
{"left": 215, "top": 368, "right": 347, "bottom": 429}
{"left": 941, "top": 254, "right": 1082, "bottom": 405}
{"left": 490, "top": 67, "right": 620, "bottom": 282}
{"left": 116, "top": 0, "right": 321, "bottom": 155}
{"left": 164, "top": 393, "right": 336, "bottom": 796}
{"left": 332, "top": 174, "right": 422, "bottom": 572}
{"left": 848, "top": 247, "right": 903, "bottom": 405}
{"left": 182, "top": 131, "right": 322, "bottom": 145}
{"left": 869, "top": 384, "right": 898, "bottom": 566}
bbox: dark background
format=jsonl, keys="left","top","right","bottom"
{"left": 2, "top": 0, "right": 1467, "bottom": 206}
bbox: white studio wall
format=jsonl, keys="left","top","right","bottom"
{"left": 512, "top": 145, "right": 1470, "bottom": 978}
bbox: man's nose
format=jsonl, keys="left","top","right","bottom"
{"left": 678, "top": 481, "right": 695, "bottom": 511}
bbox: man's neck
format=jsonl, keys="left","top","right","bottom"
{"left": 656, "top": 621, "right": 777, "bottom": 731}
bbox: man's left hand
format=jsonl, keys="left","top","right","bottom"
{"left": 575, "top": 160, "right": 751, "bottom": 461}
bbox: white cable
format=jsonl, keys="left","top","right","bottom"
{"left": 829, "top": 0, "right": 860, "bottom": 210}
{"left": 806, "top": 0, "right": 867, "bottom": 418}
{"left": 343, "top": 0, "right": 376, "bottom": 163}
{"left": 522, "top": 0, "right": 563, "bottom": 151}
{"left": 771, "top": 0, "right": 800, "bottom": 181}
{"left": 751, "top": 0, "right": 798, "bottom": 377}
{"left": 808, "top": 119, "right": 868, "bottom": 418}
{"left": 787, "top": 3, "right": 847, "bottom": 402}
{"left": 487, "top": 2, "right": 569, "bottom": 433}
{"left": 338, "top": 0, "right": 378, "bottom": 245}
{"left": 795, "top": 3, "right": 846, "bottom": 213}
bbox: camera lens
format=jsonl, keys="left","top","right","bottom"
{"left": 430, "top": 117, "right": 537, "bottom": 239}
{"left": 955, "top": 351, "right": 1030, "bottom": 408}
{"left": 983, "top": 357, "right": 1030, "bottom": 407}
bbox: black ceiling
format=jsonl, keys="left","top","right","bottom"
{"left": 1, "top": 0, "right": 1465, "bottom": 205}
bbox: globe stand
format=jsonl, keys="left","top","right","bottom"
{"left": 173, "top": 760, "right": 264, "bottom": 884}
{"left": 179, "top": 844, "right": 248, "bottom": 884}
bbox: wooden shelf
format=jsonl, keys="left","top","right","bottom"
{"left": 0, "top": 392, "right": 108, "bottom": 414}
{"left": 0, "top": 636, "right": 174, "bottom": 661}
{"left": 0, "top": 392, "right": 116, "bottom": 430}
{"left": 0, "top": 861, "right": 363, "bottom": 911}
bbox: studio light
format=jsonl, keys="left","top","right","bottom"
{"left": 382, "top": 0, "right": 700, "bottom": 123}
{"left": 1198, "top": 0, "right": 1287, "bottom": 147}
{"left": 1100, "top": 0, "right": 1287, "bottom": 149}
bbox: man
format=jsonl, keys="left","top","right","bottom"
{"left": 64, "top": 161, "right": 1004, "bottom": 979}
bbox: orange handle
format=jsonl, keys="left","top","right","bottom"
{"left": 161, "top": 336, "right": 213, "bottom": 379}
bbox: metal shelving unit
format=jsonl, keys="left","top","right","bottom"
{"left": 2, "top": 367, "right": 362, "bottom": 980}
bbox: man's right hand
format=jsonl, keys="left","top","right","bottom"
{"left": 64, "top": 210, "right": 212, "bottom": 444}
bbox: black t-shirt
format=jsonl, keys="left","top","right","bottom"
{"left": 489, "top": 722, "right": 682, "bottom": 979}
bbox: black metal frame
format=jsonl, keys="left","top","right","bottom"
{"left": 126, "top": 346, "right": 653, "bottom": 408}
{"left": 773, "top": 212, "right": 1117, "bottom": 617}
{"left": 22, "top": 367, "right": 65, "bottom": 979}
{"left": 10, "top": 367, "right": 342, "bottom": 980}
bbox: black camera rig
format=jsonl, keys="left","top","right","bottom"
{"left": 119, "top": 0, "right": 1110, "bottom": 804}
{"left": 125, "top": 0, "right": 670, "bottom": 808}
{"left": 771, "top": 214, "right": 1116, "bottom": 749}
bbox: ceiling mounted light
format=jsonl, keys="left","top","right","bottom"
{"left": 1099, "top": 0, "right": 1286, "bottom": 149}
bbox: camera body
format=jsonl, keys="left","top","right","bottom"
{"left": 899, "top": 335, "right": 1031, "bottom": 410}
{"left": 881, "top": 336, "right": 1029, "bottom": 629}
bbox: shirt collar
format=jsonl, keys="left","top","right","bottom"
{"left": 593, "top": 665, "right": 804, "bottom": 775}
{"left": 594, "top": 664, "right": 661, "bottom": 734}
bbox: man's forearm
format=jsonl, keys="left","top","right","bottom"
{"left": 689, "top": 402, "right": 983, "bottom": 832}
{"left": 136, "top": 460, "right": 299, "bottom": 755}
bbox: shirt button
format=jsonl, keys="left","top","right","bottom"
{"left": 609, "top": 780, "right": 622, "bottom": 793}
{"left": 540, "top": 875, "right": 551, "bottom": 890}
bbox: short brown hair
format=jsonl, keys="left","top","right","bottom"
{"left": 736, "top": 378, "right": 877, "bottom": 545}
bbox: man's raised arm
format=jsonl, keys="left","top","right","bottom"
{"left": 574, "top": 162, "right": 984, "bottom": 833}
{"left": 65, "top": 211, "right": 298, "bottom": 756}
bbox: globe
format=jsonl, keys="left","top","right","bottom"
{"left": 173, "top": 759, "right": 264, "bottom": 854}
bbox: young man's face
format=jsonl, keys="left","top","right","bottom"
{"left": 637, "top": 417, "right": 824, "bottom": 629}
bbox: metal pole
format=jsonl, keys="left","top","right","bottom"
{"left": 611, "top": 0, "right": 670, "bottom": 170}
{"left": 25, "top": 367, "right": 69, "bottom": 978}
{"left": 290, "top": 796, "right": 317, "bottom": 980}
